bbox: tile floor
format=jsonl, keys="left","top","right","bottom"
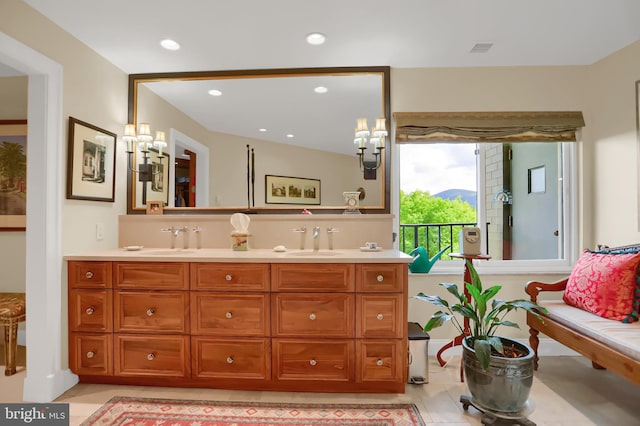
{"left": 2, "top": 344, "right": 640, "bottom": 425}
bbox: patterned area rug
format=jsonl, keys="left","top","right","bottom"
{"left": 82, "top": 396, "right": 425, "bottom": 425}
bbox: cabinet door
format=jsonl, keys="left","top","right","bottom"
{"left": 69, "top": 289, "right": 112, "bottom": 332}
{"left": 114, "top": 262, "right": 189, "bottom": 290}
{"left": 115, "top": 291, "right": 189, "bottom": 333}
{"left": 115, "top": 335, "right": 189, "bottom": 378}
{"left": 68, "top": 261, "right": 112, "bottom": 289}
{"left": 356, "top": 340, "right": 404, "bottom": 382}
{"left": 356, "top": 294, "right": 403, "bottom": 338}
{"left": 272, "top": 293, "right": 354, "bottom": 338}
{"left": 191, "top": 263, "right": 270, "bottom": 291}
{"left": 192, "top": 337, "right": 270, "bottom": 380}
{"left": 69, "top": 332, "right": 112, "bottom": 376}
{"left": 191, "top": 293, "right": 269, "bottom": 336}
{"left": 273, "top": 339, "right": 354, "bottom": 382}
{"left": 272, "top": 264, "right": 354, "bottom": 292}
{"left": 356, "top": 264, "right": 405, "bottom": 292}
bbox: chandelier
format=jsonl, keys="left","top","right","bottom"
{"left": 122, "top": 123, "right": 167, "bottom": 183}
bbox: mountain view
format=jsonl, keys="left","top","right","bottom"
{"left": 433, "top": 189, "right": 477, "bottom": 209}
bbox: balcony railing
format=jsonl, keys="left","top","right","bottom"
{"left": 399, "top": 222, "right": 488, "bottom": 259}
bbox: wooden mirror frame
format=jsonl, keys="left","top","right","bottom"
{"left": 127, "top": 66, "right": 390, "bottom": 214}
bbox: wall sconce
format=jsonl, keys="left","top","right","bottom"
{"left": 354, "top": 117, "right": 386, "bottom": 180}
{"left": 122, "top": 123, "right": 166, "bottom": 183}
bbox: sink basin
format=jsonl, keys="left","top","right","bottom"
{"left": 288, "top": 251, "right": 342, "bottom": 257}
{"left": 148, "top": 249, "right": 197, "bottom": 255}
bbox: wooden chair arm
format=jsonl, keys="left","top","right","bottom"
{"left": 525, "top": 277, "right": 569, "bottom": 303}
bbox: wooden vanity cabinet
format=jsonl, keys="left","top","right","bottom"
{"left": 68, "top": 259, "right": 407, "bottom": 392}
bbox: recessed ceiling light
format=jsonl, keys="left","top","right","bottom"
{"left": 306, "top": 33, "right": 326, "bottom": 45}
{"left": 470, "top": 42, "right": 493, "bottom": 53}
{"left": 259, "top": 128, "right": 267, "bottom": 132}
{"left": 160, "top": 39, "right": 180, "bottom": 51}
{"left": 286, "top": 134, "right": 294, "bottom": 138}
{"left": 208, "top": 89, "right": 222, "bottom": 96}
{"left": 314, "top": 86, "right": 328, "bottom": 94}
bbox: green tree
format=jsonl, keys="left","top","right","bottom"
{"left": 0, "top": 141, "right": 26, "bottom": 189}
{"left": 400, "top": 190, "right": 476, "bottom": 256}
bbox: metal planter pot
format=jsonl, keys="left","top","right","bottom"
{"left": 462, "top": 337, "right": 534, "bottom": 413}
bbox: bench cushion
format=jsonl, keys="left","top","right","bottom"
{"left": 538, "top": 299, "right": 640, "bottom": 361}
{"left": 0, "top": 293, "right": 26, "bottom": 323}
{"left": 562, "top": 250, "right": 640, "bottom": 321}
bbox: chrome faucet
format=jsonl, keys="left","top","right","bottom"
{"left": 327, "top": 226, "right": 338, "bottom": 250}
{"left": 192, "top": 226, "right": 202, "bottom": 249}
{"left": 312, "top": 226, "right": 320, "bottom": 251}
{"left": 292, "top": 226, "right": 307, "bottom": 250}
{"left": 161, "top": 226, "right": 189, "bottom": 249}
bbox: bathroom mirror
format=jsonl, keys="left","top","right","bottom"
{"left": 127, "top": 66, "right": 390, "bottom": 214}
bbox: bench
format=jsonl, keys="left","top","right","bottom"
{"left": 526, "top": 277, "right": 640, "bottom": 386}
{"left": 0, "top": 292, "right": 26, "bottom": 376}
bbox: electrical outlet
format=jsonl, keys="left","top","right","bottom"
{"left": 96, "top": 222, "right": 105, "bottom": 240}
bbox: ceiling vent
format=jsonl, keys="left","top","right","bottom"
{"left": 470, "top": 43, "right": 493, "bottom": 53}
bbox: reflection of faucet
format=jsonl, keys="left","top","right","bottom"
{"left": 292, "top": 226, "right": 307, "bottom": 250}
{"left": 327, "top": 226, "right": 338, "bottom": 250}
{"left": 192, "top": 226, "right": 202, "bottom": 249}
{"left": 313, "top": 226, "right": 320, "bottom": 251}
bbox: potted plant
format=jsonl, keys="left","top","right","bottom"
{"left": 415, "top": 259, "right": 548, "bottom": 413}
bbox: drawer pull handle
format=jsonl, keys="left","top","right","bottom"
{"left": 225, "top": 274, "right": 233, "bottom": 281}
{"left": 85, "top": 271, "right": 94, "bottom": 279}
{"left": 146, "top": 309, "right": 155, "bottom": 316}
{"left": 309, "top": 359, "right": 317, "bottom": 366}
{"left": 85, "top": 307, "right": 95, "bottom": 315}
{"left": 147, "top": 353, "right": 156, "bottom": 361}
{"left": 226, "top": 311, "right": 233, "bottom": 319}
{"left": 376, "top": 359, "right": 384, "bottom": 366}
{"left": 227, "top": 356, "right": 234, "bottom": 364}
{"left": 309, "top": 313, "right": 316, "bottom": 321}
{"left": 86, "top": 351, "right": 95, "bottom": 359}
{"left": 376, "top": 313, "right": 384, "bottom": 320}
{"left": 376, "top": 274, "right": 384, "bottom": 282}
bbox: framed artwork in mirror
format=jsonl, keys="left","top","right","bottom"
{"left": 137, "top": 148, "right": 170, "bottom": 207}
{"left": 66, "top": 117, "right": 116, "bottom": 202}
{"left": 265, "top": 175, "right": 320, "bottom": 205}
{"left": 0, "top": 120, "right": 27, "bottom": 230}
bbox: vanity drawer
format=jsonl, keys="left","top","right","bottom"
{"left": 272, "top": 339, "right": 354, "bottom": 382}
{"left": 272, "top": 264, "right": 354, "bottom": 292}
{"left": 69, "top": 332, "right": 112, "bottom": 376}
{"left": 272, "top": 293, "right": 354, "bottom": 338}
{"left": 114, "top": 262, "right": 189, "bottom": 290}
{"left": 191, "top": 263, "right": 270, "bottom": 291}
{"left": 356, "top": 340, "right": 404, "bottom": 383}
{"left": 356, "top": 264, "right": 405, "bottom": 292}
{"left": 69, "top": 289, "right": 112, "bottom": 332}
{"left": 115, "top": 334, "right": 189, "bottom": 378}
{"left": 191, "top": 293, "right": 269, "bottom": 336}
{"left": 68, "top": 261, "right": 112, "bottom": 289}
{"left": 114, "top": 291, "right": 189, "bottom": 333}
{"left": 356, "top": 294, "right": 404, "bottom": 338}
{"left": 192, "top": 337, "right": 270, "bottom": 380}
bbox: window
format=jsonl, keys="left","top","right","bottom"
{"left": 395, "top": 111, "right": 582, "bottom": 274}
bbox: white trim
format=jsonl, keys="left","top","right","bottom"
{"left": 168, "top": 128, "right": 210, "bottom": 207}
{"left": 0, "top": 32, "right": 75, "bottom": 402}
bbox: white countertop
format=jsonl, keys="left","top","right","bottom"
{"left": 64, "top": 247, "right": 413, "bottom": 263}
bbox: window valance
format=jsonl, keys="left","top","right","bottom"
{"left": 394, "top": 111, "right": 585, "bottom": 142}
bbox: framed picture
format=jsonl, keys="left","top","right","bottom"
{"left": 66, "top": 117, "right": 116, "bottom": 202}
{"left": 134, "top": 148, "right": 171, "bottom": 208}
{"left": 0, "top": 120, "right": 27, "bottom": 230}
{"left": 265, "top": 174, "right": 320, "bottom": 205}
{"left": 146, "top": 200, "right": 164, "bottom": 215}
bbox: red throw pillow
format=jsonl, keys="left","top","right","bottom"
{"left": 563, "top": 250, "right": 640, "bottom": 321}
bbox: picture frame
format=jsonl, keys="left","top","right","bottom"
{"left": 0, "top": 120, "right": 27, "bottom": 231}
{"left": 134, "top": 148, "right": 171, "bottom": 209}
{"left": 265, "top": 174, "right": 320, "bottom": 205}
{"left": 146, "top": 200, "right": 164, "bottom": 215}
{"left": 66, "top": 117, "right": 117, "bottom": 202}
